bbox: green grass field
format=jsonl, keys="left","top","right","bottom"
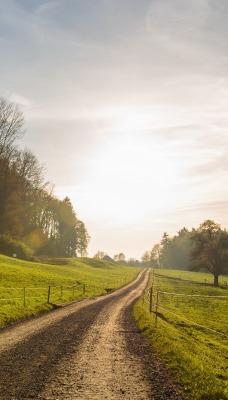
{"left": 0, "top": 254, "right": 141, "bottom": 328}
{"left": 134, "top": 269, "right": 228, "bottom": 400}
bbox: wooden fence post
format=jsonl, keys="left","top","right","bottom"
{"left": 83, "top": 284, "right": 85, "bottom": 294}
{"left": 155, "top": 291, "right": 159, "bottom": 324}
{"left": 47, "top": 286, "right": 51, "bottom": 304}
{"left": 149, "top": 286, "right": 153, "bottom": 313}
{"left": 23, "top": 287, "right": 26, "bottom": 307}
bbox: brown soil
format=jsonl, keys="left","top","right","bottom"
{"left": 0, "top": 269, "right": 185, "bottom": 400}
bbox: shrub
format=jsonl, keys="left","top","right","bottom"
{"left": 0, "top": 234, "right": 33, "bottom": 260}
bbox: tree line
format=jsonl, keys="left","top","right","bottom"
{"left": 94, "top": 251, "right": 142, "bottom": 267}
{"left": 0, "top": 97, "right": 90, "bottom": 259}
{"left": 142, "top": 220, "right": 228, "bottom": 286}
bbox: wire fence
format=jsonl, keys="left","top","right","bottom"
{"left": 0, "top": 280, "right": 124, "bottom": 309}
{"left": 142, "top": 277, "right": 228, "bottom": 340}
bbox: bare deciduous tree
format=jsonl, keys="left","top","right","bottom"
{"left": 0, "top": 97, "right": 24, "bottom": 156}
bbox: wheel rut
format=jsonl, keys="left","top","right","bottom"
{"left": 0, "top": 269, "right": 184, "bottom": 400}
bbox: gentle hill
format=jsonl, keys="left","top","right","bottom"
{"left": 0, "top": 254, "right": 141, "bottom": 328}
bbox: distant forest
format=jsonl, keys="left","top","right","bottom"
{"left": 141, "top": 227, "right": 193, "bottom": 271}
{"left": 0, "top": 97, "right": 90, "bottom": 259}
{"left": 142, "top": 220, "right": 228, "bottom": 286}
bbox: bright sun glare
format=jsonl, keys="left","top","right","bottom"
{"left": 86, "top": 123, "right": 182, "bottom": 223}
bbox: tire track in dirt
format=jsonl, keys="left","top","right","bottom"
{"left": 0, "top": 269, "right": 184, "bottom": 400}
{"left": 39, "top": 270, "right": 152, "bottom": 400}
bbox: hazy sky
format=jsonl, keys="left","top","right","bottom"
{"left": 1, "top": 0, "right": 228, "bottom": 259}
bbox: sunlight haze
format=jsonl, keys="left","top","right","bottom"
{"left": 1, "top": 0, "right": 228, "bottom": 259}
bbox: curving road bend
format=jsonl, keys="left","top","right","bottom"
{"left": 0, "top": 269, "right": 183, "bottom": 400}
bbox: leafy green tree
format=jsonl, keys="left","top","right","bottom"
{"left": 190, "top": 220, "right": 228, "bottom": 286}
{"left": 160, "top": 232, "right": 171, "bottom": 268}
{"left": 173, "top": 228, "right": 192, "bottom": 270}
{"left": 0, "top": 158, "right": 24, "bottom": 237}
{"left": 127, "top": 258, "right": 141, "bottom": 267}
{"left": 150, "top": 243, "right": 162, "bottom": 268}
{"left": 55, "top": 197, "right": 78, "bottom": 257}
{"left": 12, "top": 148, "right": 47, "bottom": 235}
{"left": 0, "top": 98, "right": 90, "bottom": 258}
{"left": 94, "top": 250, "right": 106, "bottom": 259}
{"left": 141, "top": 251, "right": 151, "bottom": 267}
{"left": 0, "top": 234, "right": 33, "bottom": 260}
{"left": 157, "top": 229, "right": 192, "bottom": 270}
{"left": 35, "top": 195, "right": 90, "bottom": 257}
{"left": 75, "top": 220, "right": 90, "bottom": 256}
{"left": 113, "top": 253, "right": 126, "bottom": 264}
{"left": 0, "top": 99, "right": 47, "bottom": 239}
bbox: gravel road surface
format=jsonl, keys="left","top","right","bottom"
{"left": 0, "top": 269, "right": 184, "bottom": 400}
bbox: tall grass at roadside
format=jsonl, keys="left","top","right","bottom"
{"left": 134, "top": 269, "right": 228, "bottom": 400}
{"left": 0, "top": 254, "right": 141, "bottom": 328}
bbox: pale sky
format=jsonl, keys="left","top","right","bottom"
{"left": 1, "top": 0, "right": 228, "bottom": 259}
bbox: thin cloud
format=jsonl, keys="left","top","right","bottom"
{"left": 1, "top": 0, "right": 228, "bottom": 258}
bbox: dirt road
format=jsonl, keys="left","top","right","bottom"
{"left": 0, "top": 269, "right": 183, "bottom": 400}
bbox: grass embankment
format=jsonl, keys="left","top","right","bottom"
{"left": 0, "top": 254, "right": 141, "bottom": 328}
{"left": 134, "top": 269, "right": 228, "bottom": 400}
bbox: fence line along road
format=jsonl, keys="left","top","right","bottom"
{"left": 157, "top": 304, "right": 228, "bottom": 339}
{"left": 143, "top": 284, "right": 228, "bottom": 340}
{"left": 0, "top": 279, "right": 128, "bottom": 308}
{"left": 0, "top": 283, "right": 87, "bottom": 307}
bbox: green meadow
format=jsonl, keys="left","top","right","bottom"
{"left": 0, "top": 254, "right": 141, "bottom": 328}
{"left": 134, "top": 269, "right": 228, "bottom": 400}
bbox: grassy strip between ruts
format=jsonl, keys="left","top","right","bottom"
{"left": 134, "top": 269, "right": 228, "bottom": 400}
{"left": 0, "top": 254, "right": 141, "bottom": 328}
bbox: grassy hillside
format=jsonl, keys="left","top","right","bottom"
{"left": 0, "top": 254, "right": 141, "bottom": 328}
{"left": 134, "top": 269, "right": 228, "bottom": 400}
